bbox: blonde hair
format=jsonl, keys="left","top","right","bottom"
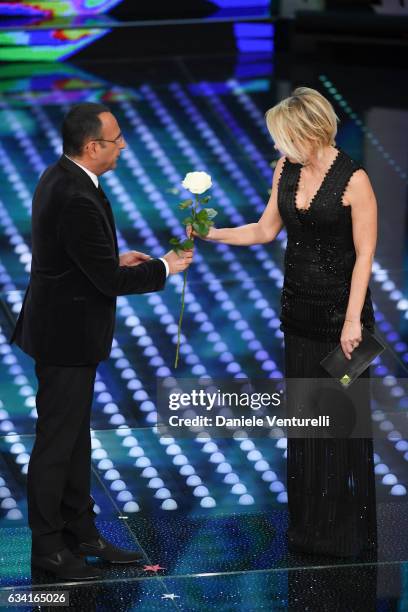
{"left": 265, "top": 87, "right": 339, "bottom": 164}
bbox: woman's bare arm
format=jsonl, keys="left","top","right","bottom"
{"left": 344, "top": 169, "right": 377, "bottom": 321}
{"left": 340, "top": 168, "right": 377, "bottom": 358}
{"left": 197, "top": 157, "right": 286, "bottom": 245}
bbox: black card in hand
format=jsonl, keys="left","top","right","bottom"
{"left": 320, "top": 326, "right": 386, "bottom": 387}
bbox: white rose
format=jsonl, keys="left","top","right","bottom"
{"left": 182, "top": 171, "right": 212, "bottom": 195}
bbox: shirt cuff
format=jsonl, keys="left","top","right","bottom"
{"left": 158, "top": 257, "right": 169, "bottom": 278}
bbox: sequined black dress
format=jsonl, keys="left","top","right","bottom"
{"left": 277, "top": 147, "right": 378, "bottom": 558}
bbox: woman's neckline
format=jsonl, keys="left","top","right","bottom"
{"left": 292, "top": 146, "right": 342, "bottom": 214}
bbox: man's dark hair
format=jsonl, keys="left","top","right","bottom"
{"left": 62, "top": 102, "right": 111, "bottom": 157}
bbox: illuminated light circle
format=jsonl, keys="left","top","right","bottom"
{"left": 155, "top": 488, "right": 171, "bottom": 499}
{"left": 247, "top": 450, "right": 263, "bottom": 462}
{"left": 193, "top": 485, "right": 209, "bottom": 497}
{"left": 240, "top": 440, "right": 255, "bottom": 451}
{"left": 126, "top": 378, "right": 142, "bottom": 391}
{"left": 269, "top": 481, "right": 285, "bottom": 492}
{"left": 121, "top": 369, "right": 136, "bottom": 380}
{"left": 92, "top": 449, "right": 107, "bottom": 460}
{"left": 16, "top": 453, "right": 30, "bottom": 464}
{"left": 166, "top": 444, "right": 182, "bottom": 455}
{"left": 390, "top": 485, "right": 406, "bottom": 496}
{"left": 104, "top": 469, "right": 121, "bottom": 481}
{"left": 141, "top": 467, "right": 158, "bottom": 478}
{"left": 238, "top": 494, "right": 254, "bottom": 505}
{"left": 10, "top": 443, "right": 25, "bottom": 454}
{"left": 128, "top": 446, "right": 144, "bottom": 458}
{"left": 202, "top": 442, "right": 218, "bottom": 453}
{"left": 231, "top": 483, "right": 247, "bottom": 495}
{"left": 173, "top": 454, "right": 188, "bottom": 466}
{"left": 192, "top": 365, "right": 206, "bottom": 376}
{"left": 186, "top": 475, "right": 202, "bottom": 486}
{"left": 103, "top": 404, "right": 118, "bottom": 414}
{"left": 241, "top": 330, "right": 255, "bottom": 341}
{"left": 262, "top": 470, "right": 277, "bottom": 482}
{"left": 97, "top": 392, "right": 113, "bottom": 403}
{"left": 159, "top": 435, "right": 175, "bottom": 444}
{"left": 216, "top": 462, "right": 232, "bottom": 474}
{"left": 161, "top": 499, "right": 177, "bottom": 510}
{"left": 1, "top": 498, "right": 17, "bottom": 509}
{"left": 135, "top": 457, "right": 151, "bottom": 468}
{"left": 122, "top": 436, "right": 138, "bottom": 447}
{"left": 146, "top": 409, "right": 157, "bottom": 423}
{"left": 387, "top": 431, "right": 402, "bottom": 441}
{"left": 6, "top": 509, "right": 23, "bottom": 520}
{"left": 98, "top": 459, "right": 113, "bottom": 470}
{"left": 209, "top": 452, "right": 225, "bottom": 464}
{"left": 111, "top": 480, "right": 126, "bottom": 491}
{"left": 148, "top": 478, "right": 164, "bottom": 489}
{"left": 123, "top": 501, "right": 140, "bottom": 512}
{"left": 156, "top": 367, "right": 171, "bottom": 377}
{"left": 201, "top": 496, "right": 216, "bottom": 508}
{"left": 110, "top": 414, "right": 125, "bottom": 425}
{"left": 226, "top": 362, "right": 241, "bottom": 373}
{"left": 382, "top": 474, "right": 398, "bottom": 485}
{"left": 179, "top": 465, "right": 195, "bottom": 476}
{"left": 254, "top": 460, "right": 270, "bottom": 472}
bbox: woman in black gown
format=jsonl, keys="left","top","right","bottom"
{"left": 191, "top": 86, "right": 378, "bottom": 558}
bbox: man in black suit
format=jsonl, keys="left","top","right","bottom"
{"left": 9, "top": 102, "right": 193, "bottom": 580}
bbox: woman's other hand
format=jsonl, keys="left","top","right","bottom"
{"left": 340, "top": 320, "right": 362, "bottom": 360}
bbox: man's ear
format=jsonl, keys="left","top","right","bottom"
{"left": 84, "top": 141, "right": 98, "bottom": 160}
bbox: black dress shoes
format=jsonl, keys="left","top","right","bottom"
{"left": 70, "top": 534, "right": 144, "bottom": 564}
{"left": 31, "top": 547, "right": 102, "bottom": 580}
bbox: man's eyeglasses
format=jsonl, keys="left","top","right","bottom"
{"left": 91, "top": 132, "right": 125, "bottom": 146}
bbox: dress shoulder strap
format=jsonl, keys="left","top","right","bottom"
{"left": 331, "top": 149, "right": 367, "bottom": 203}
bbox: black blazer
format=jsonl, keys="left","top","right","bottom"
{"left": 9, "top": 154, "right": 166, "bottom": 365}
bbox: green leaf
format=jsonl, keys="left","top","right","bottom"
{"left": 181, "top": 238, "right": 194, "bottom": 250}
{"left": 204, "top": 207, "right": 217, "bottom": 219}
{"left": 192, "top": 221, "right": 201, "bottom": 233}
{"left": 197, "top": 224, "right": 210, "bottom": 236}
{"left": 182, "top": 216, "right": 193, "bottom": 225}
{"left": 196, "top": 209, "right": 209, "bottom": 222}
{"left": 170, "top": 237, "right": 181, "bottom": 246}
{"left": 199, "top": 195, "right": 211, "bottom": 204}
{"left": 179, "top": 199, "right": 193, "bottom": 209}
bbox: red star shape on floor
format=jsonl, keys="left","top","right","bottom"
{"left": 143, "top": 564, "right": 165, "bottom": 572}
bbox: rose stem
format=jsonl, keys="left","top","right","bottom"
{"left": 174, "top": 267, "right": 188, "bottom": 368}
{"left": 174, "top": 196, "right": 198, "bottom": 368}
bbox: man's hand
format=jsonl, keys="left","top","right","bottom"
{"left": 119, "top": 251, "right": 151, "bottom": 266}
{"left": 163, "top": 249, "right": 194, "bottom": 274}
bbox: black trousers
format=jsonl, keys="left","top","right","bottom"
{"left": 28, "top": 362, "right": 100, "bottom": 555}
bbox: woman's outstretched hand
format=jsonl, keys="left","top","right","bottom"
{"left": 186, "top": 225, "right": 217, "bottom": 241}
{"left": 340, "top": 320, "right": 362, "bottom": 360}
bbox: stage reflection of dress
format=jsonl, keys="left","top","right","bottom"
{"left": 277, "top": 148, "right": 378, "bottom": 558}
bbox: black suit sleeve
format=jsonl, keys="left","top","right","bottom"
{"left": 59, "top": 196, "right": 166, "bottom": 297}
